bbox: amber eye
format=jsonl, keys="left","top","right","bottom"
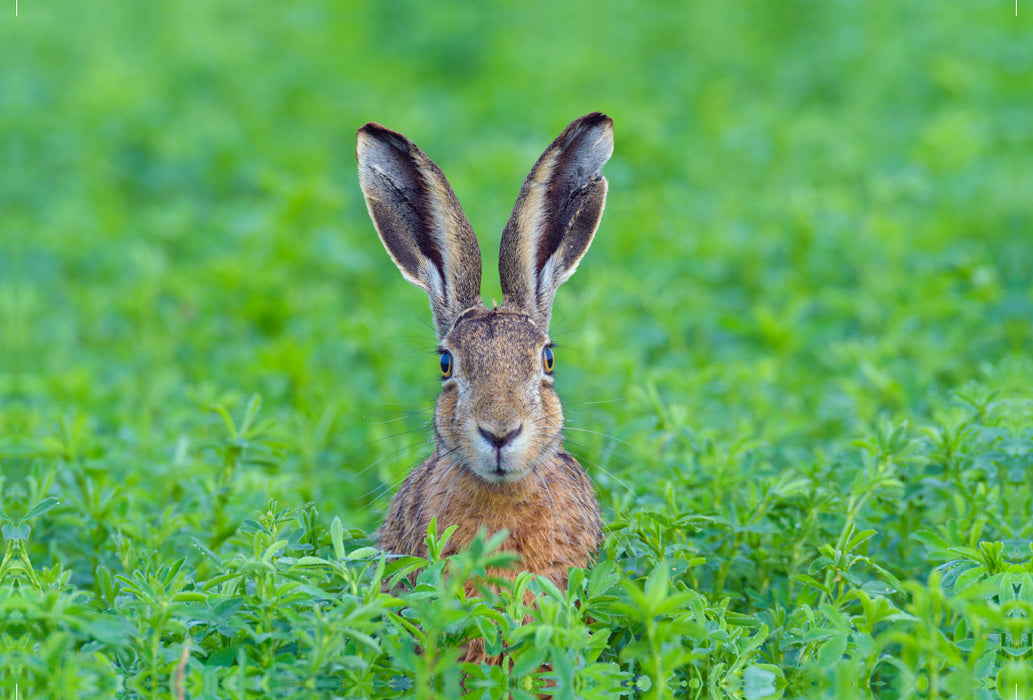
{"left": 439, "top": 351, "right": 453, "bottom": 378}
{"left": 543, "top": 346, "right": 554, "bottom": 373}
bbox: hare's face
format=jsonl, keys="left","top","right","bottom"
{"left": 435, "top": 308, "right": 562, "bottom": 484}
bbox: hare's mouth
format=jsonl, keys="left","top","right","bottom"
{"left": 471, "top": 451, "right": 532, "bottom": 484}
{"left": 466, "top": 423, "right": 534, "bottom": 483}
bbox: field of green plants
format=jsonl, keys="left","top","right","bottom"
{"left": 3, "top": 1, "right": 1031, "bottom": 698}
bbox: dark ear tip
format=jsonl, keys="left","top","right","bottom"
{"left": 573, "top": 113, "right": 613, "bottom": 135}
{"left": 357, "top": 122, "right": 390, "bottom": 136}
{"left": 356, "top": 122, "right": 415, "bottom": 158}
{"left": 578, "top": 112, "right": 612, "bottom": 127}
{"left": 564, "top": 112, "right": 614, "bottom": 150}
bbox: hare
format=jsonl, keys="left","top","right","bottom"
{"left": 356, "top": 113, "right": 612, "bottom": 592}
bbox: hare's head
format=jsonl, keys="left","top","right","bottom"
{"left": 357, "top": 113, "right": 613, "bottom": 483}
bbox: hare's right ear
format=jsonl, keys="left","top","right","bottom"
{"left": 357, "top": 123, "right": 482, "bottom": 339}
{"left": 499, "top": 113, "right": 613, "bottom": 331}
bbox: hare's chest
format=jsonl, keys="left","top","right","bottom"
{"left": 435, "top": 483, "right": 599, "bottom": 582}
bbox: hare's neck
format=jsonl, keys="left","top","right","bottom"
{"left": 422, "top": 451, "right": 599, "bottom": 578}
{"left": 426, "top": 457, "right": 543, "bottom": 534}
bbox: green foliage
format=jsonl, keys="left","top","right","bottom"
{"left": 4, "top": 0, "right": 1031, "bottom": 697}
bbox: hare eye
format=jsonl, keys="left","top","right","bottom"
{"left": 440, "top": 351, "right": 453, "bottom": 378}
{"left": 543, "top": 346, "right": 554, "bottom": 373}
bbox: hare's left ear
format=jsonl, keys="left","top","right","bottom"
{"left": 499, "top": 112, "right": 613, "bottom": 330}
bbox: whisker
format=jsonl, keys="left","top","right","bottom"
{"left": 357, "top": 443, "right": 455, "bottom": 515}
{"left": 415, "top": 444, "right": 465, "bottom": 532}
{"left": 549, "top": 298, "right": 590, "bottom": 334}
{"left": 536, "top": 466, "right": 558, "bottom": 567}
{"left": 562, "top": 425, "right": 633, "bottom": 448}
{"left": 566, "top": 398, "right": 625, "bottom": 406}
{"left": 353, "top": 437, "right": 434, "bottom": 479}
{"left": 357, "top": 472, "right": 412, "bottom": 510}
{"left": 564, "top": 446, "right": 639, "bottom": 497}
{"left": 372, "top": 425, "right": 434, "bottom": 444}
{"left": 364, "top": 408, "right": 434, "bottom": 426}
{"left": 560, "top": 434, "right": 634, "bottom": 473}
{"left": 430, "top": 458, "right": 462, "bottom": 530}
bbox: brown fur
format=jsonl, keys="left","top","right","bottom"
{"left": 356, "top": 114, "right": 613, "bottom": 593}
{"left": 378, "top": 445, "right": 602, "bottom": 589}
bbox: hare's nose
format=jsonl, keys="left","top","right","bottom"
{"left": 477, "top": 424, "right": 523, "bottom": 450}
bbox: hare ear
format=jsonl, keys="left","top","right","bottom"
{"left": 498, "top": 113, "right": 613, "bottom": 330}
{"left": 357, "top": 123, "right": 482, "bottom": 338}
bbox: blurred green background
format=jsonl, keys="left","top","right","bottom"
{"left": 4, "top": 0, "right": 1031, "bottom": 549}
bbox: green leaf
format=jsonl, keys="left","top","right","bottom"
{"left": 954, "top": 565, "right": 989, "bottom": 592}
{"left": 261, "top": 540, "right": 288, "bottom": 562}
{"left": 347, "top": 547, "right": 381, "bottom": 561}
{"left": 239, "top": 393, "right": 263, "bottom": 435}
{"left": 330, "top": 516, "right": 346, "bottom": 560}
{"left": 816, "top": 632, "right": 848, "bottom": 667}
{"left": 23, "top": 497, "right": 61, "bottom": 522}
{"left": 643, "top": 563, "right": 669, "bottom": 610}
{"left": 791, "top": 574, "right": 830, "bottom": 596}
{"left": 211, "top": 404, "right": 238, "bottom": 438}
{"left": 742, "top": 664, "right": 779, "bottom": 700}
{"left": 510, "top": 644, "right": 549, "bottom": 678}
{"left": 191, "top": 537, "right": 222, "bottom": 566}
{"left": 846, "top": 528, "right": 876, "bottom": 552}
{"left": 291, "top": 556, "right": 333, "bottom": 568}
{"left": 2, "top": 524, "right": 30, "bottom": 541}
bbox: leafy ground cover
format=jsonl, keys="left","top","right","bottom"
{"left": 3, "top": 0, "right": 1031, "bottom": 698}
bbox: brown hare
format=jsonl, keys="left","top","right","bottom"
{"left": 356, "top": 113, "right": 612, "bottom": 592}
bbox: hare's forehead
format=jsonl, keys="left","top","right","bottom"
{"left": 446, "top": 312, "right": 547, "bottom": 367}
